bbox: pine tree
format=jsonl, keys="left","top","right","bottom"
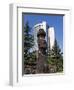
{"left": 48, "top": 39, "right": 63, "bottom": 72}
{"left": 24, "top": 22, "right": 36, "bottom": 74}
{"left": 24, "top": 22, "right": 34, "bottom": 63}
{"left": 52, "top": 39, "right": 63, "bottom": 72}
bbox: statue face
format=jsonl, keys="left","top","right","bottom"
{"left": 37, "top": 29, "right": 46, "bottom": 37}
{"left": 38, "top": 39, "right": 47, "bottom": 51}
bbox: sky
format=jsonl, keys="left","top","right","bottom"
{"left": 23, "top": 13, "right": 63, "bottom": 52}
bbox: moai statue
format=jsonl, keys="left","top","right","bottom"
{"left": 36, "top": 29, "right": 48, "bottom": 73}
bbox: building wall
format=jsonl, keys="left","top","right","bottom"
{"left": 48, "top": 27, "right": 55, "bottom": 50}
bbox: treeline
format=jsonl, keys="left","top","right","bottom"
{"left": 47, "top": 39, "right": 63, "bottom": 73}
{"left": 24, "top": 22, "right": 37, "bottom": 74}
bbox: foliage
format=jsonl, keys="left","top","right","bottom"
{"left": 24, "top": 22, "right": 37, "bottom": 74}
{"left": 48, "top": 39, "right": 63, "bottom": 72}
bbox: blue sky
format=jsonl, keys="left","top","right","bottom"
{"left": 23, "top": 13, "right": 63, "bottom": 52}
